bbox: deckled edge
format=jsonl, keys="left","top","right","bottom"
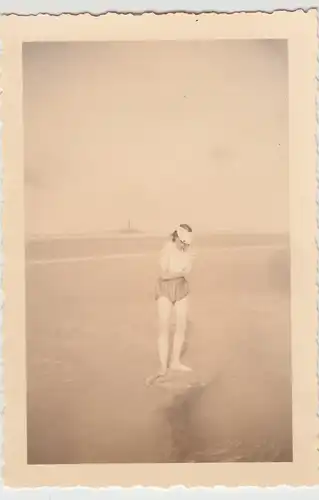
{"left": 316, "top": 6, "right": 319, "bottom": 466}
{"left": 0, "top": 9, "right": 318, "bottom": 495}
{"left": 0, "top": 37, "right": 4, "bottom": 493}
{"left": 0, "top": 8, "right": 316, "bottom": 16}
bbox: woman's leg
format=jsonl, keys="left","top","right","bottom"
{"left": 157, "top": 296, "right": 173, "bottom": 375}
{"left": 171, "top": 297, "right": 192, "bottom": 371}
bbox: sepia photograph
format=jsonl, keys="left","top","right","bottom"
{"left": 1, "top": 9, "right": 318, "bottom": 487}
{"left": 23, "top": 39, "right": 293, "bottom": 465}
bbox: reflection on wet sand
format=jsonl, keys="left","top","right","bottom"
{"left": 26, "top": 237, "right": 292, "bottom": 464}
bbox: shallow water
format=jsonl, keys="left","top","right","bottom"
{"left": 26, "top": 240, "right": 292, "bottom": 464}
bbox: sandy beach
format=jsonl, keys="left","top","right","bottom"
{"left": 25, "top": 235, "right": 292, "bottom": 464}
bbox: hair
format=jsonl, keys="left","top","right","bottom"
{"left": 171, "top": 223, "right": 193, "bottom": 242}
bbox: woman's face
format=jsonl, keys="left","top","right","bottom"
{"left": 176, "top": 237, "right": 190, "bottom": 252}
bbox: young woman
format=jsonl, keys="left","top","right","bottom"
{"left": 155, "top": 224, "right": 194, "bottom": 376}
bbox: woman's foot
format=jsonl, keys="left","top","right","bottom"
{"left": 170, "top": 361, "right": 192, "bottom": 372}
{"left": 158, "top": 363, "right": 168, "bottom": 375}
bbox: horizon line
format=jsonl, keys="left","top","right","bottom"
{"left": 26, "top": 230, "right": 290, "bottom": 241}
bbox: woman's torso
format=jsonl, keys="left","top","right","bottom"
{"left": 160, "top": 241, "right": 193, "bottom": 275}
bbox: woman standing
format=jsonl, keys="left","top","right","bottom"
{"left": 155, "top": 224, "right": 194, "bottom": 377}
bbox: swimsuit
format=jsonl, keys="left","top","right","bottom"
{"left": 155, "top": 276, "right": 189, "bottom": 304}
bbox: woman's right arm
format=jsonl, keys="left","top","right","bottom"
{"left": 165, "top": 253, "right": 194, "bottom": 279}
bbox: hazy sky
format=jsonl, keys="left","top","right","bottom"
{"left": 23, "top": 40, "right": 288, "bottom": 236}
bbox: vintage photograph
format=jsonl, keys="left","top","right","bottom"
{"left": 23, "top": 39, "right": 293, "bottom": 465}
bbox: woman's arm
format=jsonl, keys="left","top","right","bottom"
{"left": 178, "top": 252, "right": 194, "bottom": 277}
{"left": 159, "top": 244, "right": 194, "bottom": 279}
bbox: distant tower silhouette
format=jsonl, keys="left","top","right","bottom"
{"left": 120, "top": 218, "right": 140, "bottom": 234}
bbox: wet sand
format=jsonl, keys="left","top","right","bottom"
{"left": 25, "top": 238, "right": 292, "bottom": 464}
